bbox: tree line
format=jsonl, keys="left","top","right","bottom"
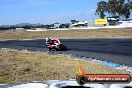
{"left": 0, "top": 23, "right": 70, "bottom": 30}
{"left": 96, "top": 0, "right": 132, "bottom": 20}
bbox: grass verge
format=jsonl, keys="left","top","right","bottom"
{"left": 0, "top": 49, "right": 130, "bottom": 84}
{"left": 0, "top": 28, "right": 132, "bottom": 40}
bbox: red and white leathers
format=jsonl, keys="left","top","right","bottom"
{"left": 46, "top": 38, "right": 61, "bottom": 48}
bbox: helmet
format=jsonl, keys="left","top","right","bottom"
{"left": 46, "top": 38, "right": 51, "bottom": 42}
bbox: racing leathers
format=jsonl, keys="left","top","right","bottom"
{"left": 46, "top": 38, "right": 61, "bottom": 48}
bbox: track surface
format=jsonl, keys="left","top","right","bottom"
{"left": 0, "top": 39, "right": 132, "bottom": 67}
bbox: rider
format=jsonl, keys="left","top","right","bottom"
{"left": 46, "top": 38, "right": 61, "bottom": 48}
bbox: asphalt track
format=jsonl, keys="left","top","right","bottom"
{"left": 0, "top": 38, "right": 132, "bottom": 67}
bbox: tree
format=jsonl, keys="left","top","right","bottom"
{"left": 119, "top": 3, "right": 130, "bottom": 20}
{"left": 59, "top": 23, "right": 69, "bottom": 28}
{"left": 107, "top": 0, "right": 125, "bottom": 16}
{"left": 96, "top": 0, "right": 132, "bottom": 20}
{"left": 71, "top": 20, "right": 79, "bottom": 24}
{"left": 96, "top": 1, "right": 107, "bottom": 18}
{"left": 23, "top": 25, "right": 32, "bottom": 29}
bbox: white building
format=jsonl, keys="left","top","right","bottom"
{"left": 117, "top": 21, "right": 132, "bottom": 27}
{"left": 53, "top": 23, "right": 60, "bottom": 29}
{"left": 70, "top": 21, "right": 88, "bottom": 27}
{"left": 16, "top": 28, "right": 24, "bottom": 30}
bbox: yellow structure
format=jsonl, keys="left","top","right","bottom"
{"left": 95, "top": 19, "right": 107, "bottom": 24}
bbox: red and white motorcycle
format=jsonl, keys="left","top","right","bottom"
{"left": 47, "top": 43, "right": 67, "bottom": 52}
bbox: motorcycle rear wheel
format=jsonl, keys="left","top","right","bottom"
{"left": 49, "top": 48, "right": 56, "bottom": 54}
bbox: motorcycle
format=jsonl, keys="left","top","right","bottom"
{"left": 47, "top": 43, "right": 67, "bottom": 52}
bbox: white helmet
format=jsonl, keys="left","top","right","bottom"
{"left": 46, "top": 38, "right": 51, "bottom": 42}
